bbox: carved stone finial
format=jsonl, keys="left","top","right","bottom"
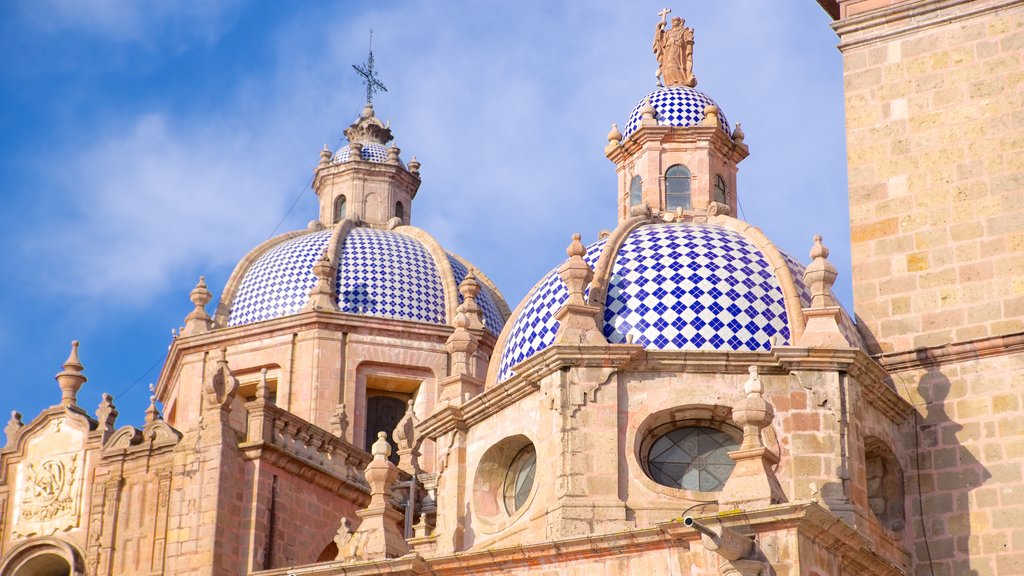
{"left": 805, "top": 234, "right": 838, "bottom": 309}
{"left": 95, "top": 393, "right": 118, "bottom": 432}
{"left": 560, "top": 234, "right": 592, "bottom": 306}
{"left": 371, "top": 431, "right": 391, "bottom": 459}
{"left": 329, "top": 403, "right": 350, "bottom": 438}
{"left": 446, "top": 301, "right": 480, "bottom": 378}
{"left": 456, "top": 270, "right": 485, "bottom": 330}
{"left": 407, "top": 155, "right": 421, "bottom": 176}
{"left": 387, "top": 145, "right": 401, "bottom": 165}
{"left": 732, "top": 122, "right": 745, "bottom": 144}
{"left": 145, "top": 384, "right": 161, "bottom": 425}
{"left": 336, "top": 430, "right": 408, "bottom": 561}
{"left": 702, "top": 104, "right": 720, "bottom": 128}
{"left": 653, "top": 11, "right": 697, "bottom": 88}
{"left": 204, "top": 348, "right": 238, "bottom": 411}
{"left": 553, "top": 234, "right": 605, "bottom": 345}
{"left": 719, "top": 365, "right": 785, "bottom": 508}
{"left": 255, "top": 368, "right": 270, "bottom": 401}
{"left": 606, "top": 123, "right": 622, "bottom": 153}
{"left": 393, "top": 400, "right": 421, "bottom": 475}
{"left": 361, "top": 102, "right": 375, "bottom": 118}
{"left": 706, "top": 201, "right": 731, "bottom": 218}
{"left": 303, "top": 251, "right": 339, "bottom": 312}
{"left": 4, "top": 411, "right": 24, "bottom": 446}
{"left": 182, "top": 276, "right": 213, "bottom": 336}
{"left": 319, "top": 144, "right": 332, "bottom": 166}
{"left": 55, "top": 341, "right": 87, "bottom": 407}
{"left": 639, "top": 97, "right": 658, "bottom": 127}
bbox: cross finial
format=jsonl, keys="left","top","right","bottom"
{"left": 658, "top": 7, "right": 671, "bottom": 22}
{"left": 352, "top": 30, "right": 388, "bottom": 104}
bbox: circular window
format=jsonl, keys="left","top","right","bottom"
{"left": 502, "top": 444, "right": 536, "bottom": 514}
{"left": 646, "top": 426, "right": 738, "bottom": 492}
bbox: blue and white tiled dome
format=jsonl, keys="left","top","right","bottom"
{"left": 494, "top": 222, "right": 861, "bottom": 382}
{"left": 332, "top": 142, "right": 394, "bottom": 164}
{"left": 227, "top": 227, "right": 506, "bottom": 334}
{"left": 622, "top": 86, "right": 730, "bottom": 138}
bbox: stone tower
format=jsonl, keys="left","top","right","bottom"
{"left": 825, "top": 1, "right": 1024, "bottom": 574}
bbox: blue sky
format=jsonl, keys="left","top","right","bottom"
{"left": 0, "top": 1, "right": 847, "bottom": 430}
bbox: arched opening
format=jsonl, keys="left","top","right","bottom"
{"left": 12, "top": 554, "right": 70, "bottom": 576}
{"left": 864, "top": 436, "right": 906, "bottom": 531}
{"left": 0, "top": 538, "right": 83, "bottom": 576}
{"left": 665, "top": 165, "right": 691, "bottom": 210}
{"left": 395, "top": 201, "right": 404, "bottom": 221}
{"left": 333, "top": 195, "right": 347, "bottom": 224}
{"left": 714, "top": 174, "right": 728, "bottom": 204}
{"left": 629, "top": 175, "right": 643, "bottom": 207}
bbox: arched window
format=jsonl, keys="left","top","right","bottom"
{"left": 714, "top": 174, "right": 728, "bottom": 204}
{"left": 333, "top": 195, "right": 347, "bottom": 224}
{"left": 665, "top": 165, "right": 691, "bottom": 210}
{"left": 629, "top": 175, "right": 643, "bottom": 207}
{"left": 395, "top": 201, "right": 404, "bottom": 221}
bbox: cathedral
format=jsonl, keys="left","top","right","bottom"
{"left": 2, "top": 1, "right": 1023, "bottom": 575}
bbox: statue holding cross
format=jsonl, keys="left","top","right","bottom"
{"left": 653, "top": 8, "right": 697, "bottom": 88}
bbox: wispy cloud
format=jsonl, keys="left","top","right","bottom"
{"left": 21, "top": 1, "right": 851, "bottom": 311}
{"left": 17, "top": 0, "right": 240, "bottom": 45}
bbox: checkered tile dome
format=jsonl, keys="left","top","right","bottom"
{"left": 227, "top": 228, "right": 506, "bottom": 335}
{"left": 622, "top": 87, "right": 730, "bottom": 138}
{"left": 332, "top": 142, "right": 396, "bottom": 165}
{"left": 495, "top": 222, "right": 860, "bottom": 382}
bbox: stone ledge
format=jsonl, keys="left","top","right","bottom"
{"left": 833, "top": 0, "right": 1023, "bottom": 50}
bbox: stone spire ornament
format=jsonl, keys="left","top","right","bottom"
{"left": 553, "top": 234, "right": 605, "bottom": 345}
{"left": 144, "top": 384, "right": 161, "bottom": 425}
{"left": 95, "top": 393, "right": 118, "bottom": 434}
{"left": 445, "top": 301, "right": 480, "bottom": 379}
{"left": 182, "top": 276, "right": 213, "bottom": 336}
{"left": 639, "top": 96, "right": 658, "bottom": 127}
{"left": 653, "top": 8, "right": 697, "bottom": 87}
{"left": 303, "top": 251, "right": 339, "bottom": 312}
{"left": 605, "top": 123, "right": 622, "bottom": 153}
{"left": 795, "top": 235, "right": 853, "bottom": 348}
{"left": 336, "top": 431, "right": 409, "bottom": 561}
{"left": 392, "top": 400, "right": 421, "bottom": 475}
{"left": 719, "top": 366, "right": 786, "bottom": 508}
{"left": 204, "top": 348, "right": 239, "bottom": 411}
{"left": 4, "top": 411, "right": 23, "bottom": 448}
{"left": 457, "top": 269, "right": 485, "bottom": 331}
{"left": 55, "top": 341, "right": 87, "bottom": 407}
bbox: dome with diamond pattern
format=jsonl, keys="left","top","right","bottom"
{"left": 622, "top": 86, "right": 730, "bottom": 138}
{"left": 223, "top": 225, "right": 508, "bottom": 335}
{"left": 490, "top": 222, "right": 862, "bottom": 383}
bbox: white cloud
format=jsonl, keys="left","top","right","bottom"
{"left": 25, "top": 1, "right": 852, "bottom": 311}
{"left": 18, "top": 0, "right": 239, "bottom": 44}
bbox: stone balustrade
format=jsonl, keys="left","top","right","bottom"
{"left": 244, "top": 399, "right": 370, "bottom": 488}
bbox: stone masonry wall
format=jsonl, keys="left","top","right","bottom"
{"left": 888, "top": 352, "right": 1024, "bottom": 576}
{"left": 838, "top": 0, "right": 1024, "bottom": 354}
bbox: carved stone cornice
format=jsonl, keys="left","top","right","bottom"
{"left": 875, "top": 329, "right": 1024, "bottom": 372}
{"left": 607, "top": 124, "right": 748, "bottom": 166}
{"left": 833, "top": 0, "right": 1023, "bottom": 51}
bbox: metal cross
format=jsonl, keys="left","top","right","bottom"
{"left": 352, "top": 30, "right": 388, "bottom": 104}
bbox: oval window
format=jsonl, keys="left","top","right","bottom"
{"left": 503, "top": 444, "right": 536, "bottom": 513}
{"left": 646, "top": 426, "right": 738, "bottom": 491}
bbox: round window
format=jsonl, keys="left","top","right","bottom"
{"left": 646, "top": 426, "right": 738, "bottom": 492}
{"left": 502, "top": 444, "right": 536, "bottom": 514}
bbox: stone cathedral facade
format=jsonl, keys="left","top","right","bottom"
{"left": 2, "top": 1, "right": 1022, "bottom": 575}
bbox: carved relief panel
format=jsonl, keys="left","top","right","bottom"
{"left": 11, "top": 417, "right": 87, "bottom": 539}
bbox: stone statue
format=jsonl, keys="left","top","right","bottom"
{"left": 653, "top": 8, "right": 697, "bottom": 88}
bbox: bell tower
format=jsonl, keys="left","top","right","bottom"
{"left": 604, "top": 12, "right": 748, "bottom": 223}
